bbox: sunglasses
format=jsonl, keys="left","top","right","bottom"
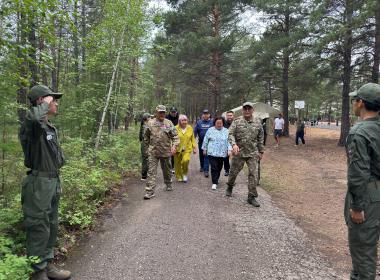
{"left": 351, "top": 98, "right": 361, "bottom": 104}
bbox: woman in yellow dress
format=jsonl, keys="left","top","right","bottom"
{"left": 174, "top": 115, "right": 197, "bottom": 182}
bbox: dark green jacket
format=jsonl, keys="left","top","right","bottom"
{"left": 346, "top": 116, "right": 380, "bottom": 211}
{"left": 22, "top": 103, "right": 65, "bottom": 172}
{"left": 296, "top": 121, "right": 305, "bottom": 133}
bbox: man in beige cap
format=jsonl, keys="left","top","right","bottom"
{"left": 143, "top": 105, "right": 180, "bottom": 199}
{"left": 225, "top": 102, "right": 264, "bottom": 207}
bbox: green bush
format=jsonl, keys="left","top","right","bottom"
{"left": 0, "top": 236, "right": 34, "bottom": 280}
{"left": 59, "top": 129, "right": 140, "bottom": 228}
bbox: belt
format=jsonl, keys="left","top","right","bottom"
{"left": 27, "top": 170, "right": 59, "bottom": 178}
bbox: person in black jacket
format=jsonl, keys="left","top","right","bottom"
{"left": 139, "top": 113, "right": 151, "bottom": 180}
{"left": 166, "top": 107, "right": 179, "bottom": 172}
{"left": 166, "top": 107, "right": 179, "bottom": 126}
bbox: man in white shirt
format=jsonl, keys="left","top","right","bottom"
{"left": 273, "top": 113, "right": 284, "bottom": 147}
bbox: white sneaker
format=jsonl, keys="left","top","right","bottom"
{"left": 212, "top": 184, "right": 217, "bottom": 190}
{"left": 183, "top": 175, "right": 188, "bottom": 183}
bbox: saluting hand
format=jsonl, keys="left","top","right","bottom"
{"left": 43, "top": 96, "right": 54, "bottom": 104}
{"left": 350, "top": 209, "right": 365, "bottom": 224}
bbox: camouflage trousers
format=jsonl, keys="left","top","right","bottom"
{"left": 227, "top": 155, "right": 259, "bottom": 197}
{"left": 145, "top": 155, "right": 172, "bottom": 194}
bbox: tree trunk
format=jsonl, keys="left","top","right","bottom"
{"left": 28, "top": 11, "right": 38, "bottom": 86}
{"left": 73, "top": 0, "right": 80, "bottom": 85}
{"left": 281, "top": 9, "right": 290, "bottom": 137}
{"left": 39, "top": 35, "right": 48, "bottom": 85}
{"left": 338, "top": 0, "right": 353, "bottom": 146}
{"left": 81, "top": 0, "right": 86, "bottom": 72}
{"left": 51, "top": 17, "right": 63, "bottom": 92}
{"left": 209, "top": 2, "right": 221, "bottom": 115}
{"left": 125, "top": 57, "right": 138, "bottom": 130}
{"left": 95, "top": 29, "right": 125, "bottom": 150}
{"left": 372, "top": 5, "right": 380, "bottom": 83}
{"left": 17, "top": 9, "right": 28, "bottom": 123}
{"left": 268, "top": 79, "right": 273, "bottom": 106}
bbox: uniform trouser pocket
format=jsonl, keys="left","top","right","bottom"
{"left": 347, "top": 201, "right": 380, "bottom": 280}
{"left": 348, "top": 223, "right": 380, "bottom": 280}
{"left": 22, "top": 175, "right": 61, "bottom": 269}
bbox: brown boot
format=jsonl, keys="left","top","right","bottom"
{"left": 46, "top": 263, "right": 71, "bottom": 280}
{"left": 31, "top": 270, "right": 49, "bottom": 280}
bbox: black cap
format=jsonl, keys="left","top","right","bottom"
{"left": 170, "top": 106, "right": 178, "bottom": 113}
{"left": 202, "top": 109, "right": 210, "bottom": 114}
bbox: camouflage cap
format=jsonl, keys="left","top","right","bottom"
{"left": 28, "top": 84, "right": 63, "bottom": 102}
{"left": 349, "top": 83, "right": 380, "bottom": 105}
{"left": 155, "top": 105, "right": 166, "bottom": 112}
{"left": 242, "top": 102, "right": 254, "bottom": 108}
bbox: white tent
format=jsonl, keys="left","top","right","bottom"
{"left": 223, "top": 102, "right": 281, "bottom": 134}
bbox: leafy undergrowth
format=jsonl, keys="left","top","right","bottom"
{"left": 0, "top": 129, "right": 140, "bottom": 279}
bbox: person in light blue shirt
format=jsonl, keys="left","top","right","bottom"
{"left": 202, "top": 117, "right": 232, "bottom": 190}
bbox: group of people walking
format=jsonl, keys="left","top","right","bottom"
{"left": 18, "top": 81, "right": 380, "bottom": 280}
{"left": 139, "top": 102, "right": 264, "bottom": 207}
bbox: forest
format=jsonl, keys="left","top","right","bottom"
{"left": 0, "top": 0, "right": 379, "bottom": 278}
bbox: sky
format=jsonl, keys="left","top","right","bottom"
{"left": 147, "top": 0, "right": 267, "bottom": 38}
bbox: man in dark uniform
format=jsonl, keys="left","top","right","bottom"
{"left": 166, "top": 106, "right": 179, "bottom": 126}
{"left": 139, "top": 113, "right": 151, "bottom": 180}
{"left": 166, "top": 107, "right": 179, "bottom": 172}
{"left": 20, "top": 85, "right": 71, "bottom": 280}
{"left": 345, "top": 83, "right": 380, "bottom": 280}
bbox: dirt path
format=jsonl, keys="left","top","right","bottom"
{"left": 260, "top": 126, "right": 350, "bottom": 275}
{"left": 65, "top": 152, "right": 343, "bottom": 280}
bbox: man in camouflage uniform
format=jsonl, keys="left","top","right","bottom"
{"left": 19, "top": 85, "right": 71, "bottom": 280}
{"left": 226, "top": 102, "right": 264, "bottom": 207}
{"left": 345, "top": 83, "right": 380, "bottom": 280}
{"left": 139, "top": 113, "right": 151, "bottom": 180}
{"left": 143, "top": 105, "right": 180, "bottom": 199}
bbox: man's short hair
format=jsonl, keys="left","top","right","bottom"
{"left": 363, "top": 100, "right": 380, "bottom": 112}
{"left": 226, "top": 111, "right": 234, "bottom": 114}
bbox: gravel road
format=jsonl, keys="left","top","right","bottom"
{"left": 65, "top": 156, "right": 344, "bottom": 280}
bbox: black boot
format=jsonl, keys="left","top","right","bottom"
{"left": 225, "top": 185, "right": 233, "bottom": 197}
{"left": 247, "top": 195, "right": 260, "bottom": 207}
